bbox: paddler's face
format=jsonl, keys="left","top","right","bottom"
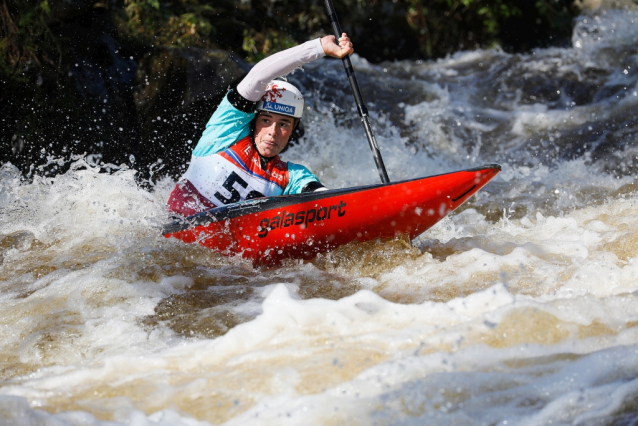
{"left": 253, "top": 111, "right": 294, "bottom": 158}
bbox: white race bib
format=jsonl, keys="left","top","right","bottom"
{"left": 183, "top": 155, "right": 284, "bottom": 206}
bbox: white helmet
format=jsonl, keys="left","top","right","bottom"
{"left": 256, "top": 80, "right": 304, "bottom": 119}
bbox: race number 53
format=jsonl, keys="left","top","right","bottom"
{"left": 214, "top": 172, "right": 264, "bottom": 204}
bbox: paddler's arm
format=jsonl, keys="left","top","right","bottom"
{"left": 237, "top": 39, "right": 325, "bottom": 101}
{"left": 237, "top": 34, "right": 354, "bottom": 101}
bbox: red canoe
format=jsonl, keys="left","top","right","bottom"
{"left": 163, "top": 164, "right": 501, "bottom": 265}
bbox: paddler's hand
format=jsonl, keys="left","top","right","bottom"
{"left": 320, "top": 33, "right": 354, "bottom": 58}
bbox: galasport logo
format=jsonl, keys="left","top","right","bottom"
{"left": 258, "top": 201, "right": 346, "bottom": 238}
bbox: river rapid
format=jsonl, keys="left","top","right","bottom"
{"left": 2, "top": 9, "right": 638, "bottom": 426}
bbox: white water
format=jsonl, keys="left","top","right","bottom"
{"left": 2, "top": 9, "right": 638, "bottom": 426}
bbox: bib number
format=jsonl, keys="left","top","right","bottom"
{"left": 214, "top": 171, "right": 265, "bottom": 205}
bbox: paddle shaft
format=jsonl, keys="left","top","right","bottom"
{"left": 324, "top": 0, "right": 390, "bottom": 184}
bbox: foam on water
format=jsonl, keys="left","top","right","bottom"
{"left": 3, "top": 154, "right": 638, "bottom": 424}
{"left": 2, "top": 9, "right": 638, "bottom": 426}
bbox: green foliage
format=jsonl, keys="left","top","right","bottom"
{"left": 3, "top": 0, "right": 577, "bottom": 68}
{"left": 118, "top": 0, "right": 216, "bottom": 48}
{"left": 0, "top": 0, "right": 62, "bottom": 80}
{"left": 238, "top": 0, "right": 327, "bottom": 63}
{"left": 402, "top": 0, "right": 575, "bottom": 58}
{"left": 242, "top": 29, "right": 298, "bottom": 63}
{"left": 114, "top": 0, "right": 327, "bottom": 61}
{"left": 0, "top": 0, "right": 580, "bottom": 76}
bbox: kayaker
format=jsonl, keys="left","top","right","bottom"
{"left": 167, "top": 33, "right": 355, "bottom": 218}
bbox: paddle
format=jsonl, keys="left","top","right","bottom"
{"left": 323, "top": 0, "right": 390, "bottom": 184}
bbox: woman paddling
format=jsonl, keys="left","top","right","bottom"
{"left": 167, "top": 34, "right": 355, "bottom": 218}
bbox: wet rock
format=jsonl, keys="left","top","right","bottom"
{"left": 56, "top": 19, "right": 140, "bottom": 168}
{"left": 133, "top": 48, "right": 250, "bottom": 177}
{"left": 0, "top": 9, "right": 142, "bottom": 174}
